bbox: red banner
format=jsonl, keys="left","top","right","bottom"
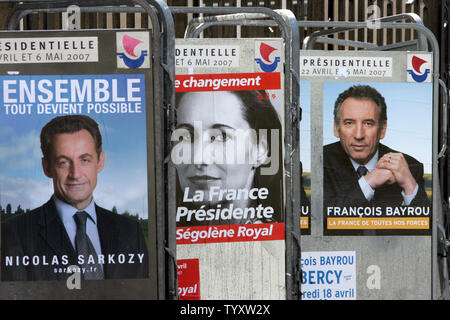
{"left": 175, "top": 72, "right": 281, "bottom": 92}
{"left": 176, "top": 222, "right": 285, "bottom": 245}
{"left": 177, "top": 259, "right": 200, "bottom": 300}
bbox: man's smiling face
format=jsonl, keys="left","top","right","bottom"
{"left": 42, "top": 129, "right": 105, "bottom": 210}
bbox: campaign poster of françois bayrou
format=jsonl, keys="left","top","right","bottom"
{"left": 322, "top": 81, "right": 432, "bottom": 236}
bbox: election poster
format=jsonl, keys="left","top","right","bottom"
{"left": 299, "top": 80, "right": 311, "bottom": 235}
{"left": 301, "top": 251, "right": 356, "bottom": 300}
{"left": 174, "top": 38, "right": 286, "bottom": 299}
{"left": 299, "top": 51, "right": 433, "bottom": 236}
{"left": 298, "top": 50, "right": 434, "bottom": 299}
{"left": 0, "top": 30, "right": 157, "bottom": 298}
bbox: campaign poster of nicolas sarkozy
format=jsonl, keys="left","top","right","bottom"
{"left": 323, "top": 81, "right": 432, "bottom": 236}
{"left": 0, "top": 73, "right": 151, "bottom": 281}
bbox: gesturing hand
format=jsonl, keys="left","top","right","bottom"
{"left": 376, "top": 152, "right": 417, "bottom": 195}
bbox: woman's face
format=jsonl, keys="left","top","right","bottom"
{"left": 174, "top": 91, "right": 264, "bottom": 205}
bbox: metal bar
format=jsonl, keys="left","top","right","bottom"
{"left": 311, "top": 36, "right": 380, "bottom": 49}
{"left": 368, "top": 38, "right": 420, "bottom": 50}
{"left": 344, "top": 0, "right": 349, "bottom": 50}
{"left": 402, "top": 0, "right": 406, "bottom": 42}
{"left": 392, "top": 0, "right": 396, "bottom": 43}
{"left": 180, "top": 7, "right": 290, "bottom": 39}
{"left": 310, "top": 36, "right": 422, "bottom": 51}
{"left": 139, "top": 0, "right": 176, "bottom": 300}
{"left": 364, "top": 0, "right": 368, "bottom": 43}
{"left": 383, "top": 0, "right": 387, "bottom": 46}
{"left": 278, "top": 8, "right": 302, "bottom": 301}
{"left": 439, "top": 79, "right": 448, "bottom": 160}
{"left": 110, "top": 0, "right": 177, "bottom": 300}
{"left": 106, "top": 11, "right": 113, "bottom": 29}
{"left": 236, "top": 0, "right": 241, "bottom": 38}
{"left": 5, "top": 2, "right": 148, "bottom": 29}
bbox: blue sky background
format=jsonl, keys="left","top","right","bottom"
{"left": 0, "top": 75, "right": 149, "bottom": 218}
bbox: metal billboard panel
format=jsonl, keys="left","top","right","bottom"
{"left": 299, "top": 49, "right": 433, "bottom": 299}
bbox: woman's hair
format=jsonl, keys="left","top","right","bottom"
{"left": 230, "top": 90, "right": 282, "bottom": 132}
{"left": 227, "top": 90, "right": 281, "bottom": 171}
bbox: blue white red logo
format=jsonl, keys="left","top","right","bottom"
{"left": 407, "top": 54, "right": 431, "bottom": 82}
{"left": 116, "top": 33, "right": 149, "bottom": 69}
{"left": 255, "top": 42, "right": 281, "bottom": 73}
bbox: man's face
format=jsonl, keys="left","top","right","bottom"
{"left": 334, "top": 97, "right": 387, "bottom": 165}
{"left": 42, "top": 129, "right": 105, "bottom": 210}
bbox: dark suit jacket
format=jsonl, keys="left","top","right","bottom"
{"left": 323, "top": 142, "right": 430, "bottom": 208}
{"left": 1, "top": 198, "right": 149, "bottom": 281}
